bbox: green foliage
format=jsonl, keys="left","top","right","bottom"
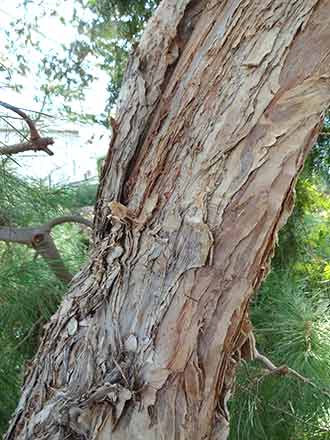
{"left": 229, "top": 273, "right": 330, "bottom": 440}
{"left": 0, "top": 162, "right": 97, "bottom": 225}
{"left": 1, "top": 0, "right": 160, "bottom": 123}
{"left": 0, "top": 164, "right": 91, "bottom": 434}
{"left": 75, "top": 0, "right": 160, "bottom": 114}
{"left": 305, "top": 114, "right": 330, "bottom": 185}
{"left": 0, "top": 342, "right": 24, "bottom": 433}
{"left": 63, "top": 182, "right": 98, "bottom": 208}
{"left": 0, "top": 243, "right": 66, "bottom": 433}
{"left": 230, "top": 124, "right": 330, "bottom": 439}
{"left": 0, "top": 164, "right": 73, "bottom": 226}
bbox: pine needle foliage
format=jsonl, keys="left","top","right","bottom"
{"left": 0, "top": 163, "right": 73, "bottom": 226}
{"left": 230, "top": 121, "right": 330, "bottom": 439}
{"left": 229, "top": 273, "right": 330, "bottom": 440}
{"left": 0, "top": 163, "right": 92, "bottom": 434}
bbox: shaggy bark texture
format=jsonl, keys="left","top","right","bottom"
{"left": 6, "top": 1, "right": 330, "bottom": 439}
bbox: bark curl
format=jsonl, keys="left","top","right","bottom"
{"left": 6, "top": 1, "right": 330, "bottom": 439}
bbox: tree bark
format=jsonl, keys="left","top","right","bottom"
{"left": 6, "top": 1, "right": 330, "bottom": 439}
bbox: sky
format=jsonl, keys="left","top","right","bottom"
{"left": 0, "top": 0, "right": 109, "bottom": 115}
{"left": 0, "top": 0, "right": 110, "bottom": 183}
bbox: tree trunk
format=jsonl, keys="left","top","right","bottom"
{"left": 6, "top": 1, "right": 330, "bottom": 439}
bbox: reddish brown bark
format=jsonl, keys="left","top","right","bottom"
{"left": 6, "top": 1, "right": 330, "bottom": 439}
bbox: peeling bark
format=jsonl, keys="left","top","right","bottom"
{"left": 6, "top": 1, "right": 330, "bottom": 439}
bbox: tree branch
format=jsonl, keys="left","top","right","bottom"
{"left": 249, "top": 332, "right": 330, "bottom": 398}
{"left": 0, "top": 138, "right": 55, "bottom": 156}
{"left": 0, "top": 215, "right": 92, "bottom": 283}
{"left": 0, "top": 100, "right": 55, "bottom": 156}
{"left": 14, "top": 317, "right": 44, "bottom": 351}
{"left": 31, "top": 232, "right": 73, "bottom": 283}
{"left": 45, "top": 215, "right": 93, "bottom": 231}
{"left": 0, "top": 226, "right": 36, "bottom": 244}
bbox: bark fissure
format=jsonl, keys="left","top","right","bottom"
{"left": 95, "top": 0, "right": 210, "bottom": 235}
{"left": 6, "top": 1, "right": 330, "bottom": 439}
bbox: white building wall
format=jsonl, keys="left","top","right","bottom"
{"left": 0, "top": 123, "right": 109, "bottom": 186}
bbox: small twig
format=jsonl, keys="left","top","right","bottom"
{"left": 14, "top": 317, "right": 44, "bottom": 351}
{"left": 34, "top": 94, "right": 50, "bottom": 124}
{"left": 8, "top": 106, "right": 53, "bottom": 118}
{"left": 249, "top": 332, "right": 330, "bottom": 398}
{"left": 0, "top": 100, "right": 55, "bottom": 156}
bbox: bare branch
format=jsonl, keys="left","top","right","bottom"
{"left": 0, "top": 101, "right": 39, "bottom": 139}
{"left": 45, "top": 215, "right": 93, "bottom": 231}
{"left": 249, "top": 332, "right": 330, "bottom": 398}
{"left": 0, "top": 226, "right": 36, "bottom": 244}
{"left": 0, "top": 215, "right": 92, "bottom": 283}
{"left": 32, "top": 232, "right": 73, "bottom": 283}
{"left": 0, "top": 138, "right": 55, "bottom": 156}
{"left": 14, "top": 317, "right": 44, "bottom": 351}
{"left": 0, "top": 100, "right": 55, "bottom": 156}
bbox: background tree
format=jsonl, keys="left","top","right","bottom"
{"left": 0, "top": 0, "right": 160, "bottom": 124}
